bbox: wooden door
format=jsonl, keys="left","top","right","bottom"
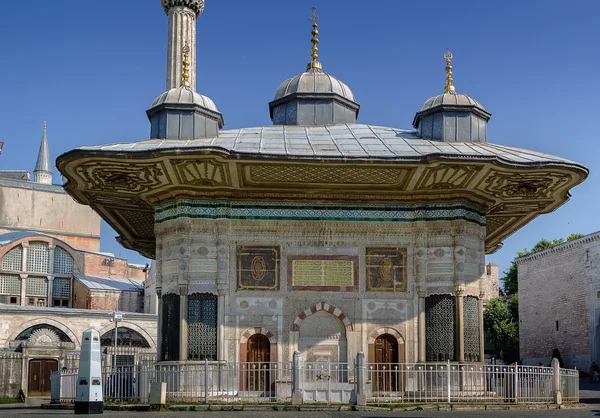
{"left": 374, "top": 334, "right": 399, "bottom": 392}
{"left": 246, "top": 334, "right": 270, "bottom": 391}
{"left": 28, "top": 359, "right": 57, "bottom": 396}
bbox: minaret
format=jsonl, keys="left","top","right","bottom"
{"left": 148, "top": 0, "right": 223, "bottom": 140}
{"left": 161, "top": 0, "right": 204, "bottom": 91}
{"left": 33, "top": 121, "right": 52, "bottom": 184}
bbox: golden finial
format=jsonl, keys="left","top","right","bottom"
{"left": 306, "top": 6, "right": 322, "bottom": 71}
{"left": 181, "top": 43, "right": 191, "bottom": 88}
{"left": 444, "top": 48, "right": 456, "bottom": 94}
{"left": 43, "top": 121, "right": 47, "bottom": 131}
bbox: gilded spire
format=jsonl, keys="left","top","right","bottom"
{"left": 306, "top": 6, "right": 322, "bottom": 71}
{"left": 444, "top": 48, "right": 456, "bottom": 94}
{"left": 181, "top": 43, "right": 191, "bottom": 87}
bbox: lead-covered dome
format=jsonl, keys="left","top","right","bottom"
{"left": 269, "top": 68, "right": 360, "bottom": 126}
{"left": 147, "top": 86, "right": 224, "bottom": 139}
{"left": 273, "top": 69, "right": 356, "bottom": 102}
{"left": 420, "top": 92, "right": 486, "bottom": 112}
{"left": 151, "top": 87, "right": 220, "bottom": 113}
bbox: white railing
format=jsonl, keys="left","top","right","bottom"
{"left": 51, "top": 358, "right": 579, "bottom": 405}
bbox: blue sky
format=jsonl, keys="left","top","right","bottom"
{"left": 0, "top": 0, "right": 598, "bottom": 279}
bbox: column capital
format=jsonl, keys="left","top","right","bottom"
{"left": 156, "top": 287, "right": 162, "bottom": 298}
{"left": 416, "top": 286, "right": 427, "bottom": 298}
{"left": 178, "top": 284, "right": 189, "bottom": 296}
{"left": 455, "top": 285, "right": 465, "bottom": 296}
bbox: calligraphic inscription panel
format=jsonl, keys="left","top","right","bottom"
{"left": 366, "top": 248, "right": 407, "bottom": 292}
{"left": 237, "top": 247, "right": 279, "bottom": 290}
{"left": 288, "top": 255, "right": 358, "bottom": 291}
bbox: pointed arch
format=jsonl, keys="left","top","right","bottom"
{"left": 291, "top": 301, "right": 353, "bottom": 331}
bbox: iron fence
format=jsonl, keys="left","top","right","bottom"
{"left": 51, "top": 359, "right": 578, "bottom": 405}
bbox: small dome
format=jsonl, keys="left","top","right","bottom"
{"left": 420, "top": 92, "right": 485, "bottom": 112}
{"left": 273, "top": 69, "right": 355, "bottom": 102}
{"left": 151, "top": 87, "right": 219, "bottom": 113}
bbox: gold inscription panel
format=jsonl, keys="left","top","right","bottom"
{"left": 288, "top": 256, "right": 358, "bottom": 291}
{"left": 292, "top": 260, "right": 354, "bottom": 287}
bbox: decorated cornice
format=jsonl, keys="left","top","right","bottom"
{"left": 57, "top": 150, "right": 587, "bottom": 259}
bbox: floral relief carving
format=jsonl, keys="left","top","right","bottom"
{"left": 76, "top": 161, "right": 168, "bottom": 193}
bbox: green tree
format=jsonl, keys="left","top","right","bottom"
{"left": 567, "top": 233, "right": 584, "bottom": 241}
{"left": 483, "top": 297, "right": 519, "bottom": 363}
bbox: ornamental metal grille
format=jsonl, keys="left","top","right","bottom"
{"left": 27, "top": 242, "right": 49, "bottom": 274}
{"left": 52, "top": 277, "right": 71, "bottom": 299}
{"left": 0, "top": 274, "right": 21, "bottom": 295}
{"left": 425, "top": 294, "right": 455, "bottom": 361}
{"left": 187, "top": 293, "right": 218, "bottom": 360}
{"left": 464, "top": 296, "right": 480, "bottom": 362}
{"left": 2, "top": 246, "right": 22, "bottom": 271}
{"left": 53, "top": 247, "right": 73, "bottom": 275}
{"left": 100, "top": 327, "right": 151, "bottom": 348}
{"left": 26, "top": 276, "right": 48, "bottom": 297}
{"left": 161, "top": 294, "right": 180, "bottom": 361}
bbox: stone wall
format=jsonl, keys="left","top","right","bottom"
{"left": 155, "top": 203, "right": 488, "bottom": 364}
{"left": 481, "top": 263, "right": 499, "bottom": 303}
{"left": 0, "top": 354, "right": 22, "bottom": 398}
{"left": 82, "top": 252, "right": 145, "bottom": 280}
{"left": 0, "top": 181, "right": 101, "bottom": 252}
{"left": 72, "top": 280, "right": 143, "bottom": 313}
{"left": 518, "top": 232, "right": 600, "bottom": 369}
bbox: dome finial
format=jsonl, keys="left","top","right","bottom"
{"left": 43, "top": 121, "right": 47, "bottom": 131}
{"left": 181, "top": 43, "right": 191, "bottom": 88}
{"left": 306, "top": 6, "right": 322, "bottom": 71}
{"left": 444, "top": 48, "right": 456, "bottom": 94}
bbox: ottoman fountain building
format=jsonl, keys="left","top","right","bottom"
{"left": 57, "top": 1, "right": 587, "bottom": 368}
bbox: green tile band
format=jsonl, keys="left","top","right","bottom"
{"left": 155, "top": 200, "right": 486, "bottom": 226}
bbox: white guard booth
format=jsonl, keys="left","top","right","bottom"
{"left": 75, "top": 328, "right": 103, "bottom": 414}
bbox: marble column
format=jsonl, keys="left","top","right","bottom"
{"left": 216, "top": 238, "right": 229, "bottom": 361}
{"left": 417, "top": 287, "right": 426, "bottom": 362}
{"left": 456, "top": 287, "right": 465, "bottom": 362}
{"left": 156, "top": 288, "right": 163, "bottom": 360}
{"left": 162, "top": 1, "right": 203, "bottom": 91}
{"left": 179, "top": 285, "right": 189, "bottom": 361}
{"left": 478, "top": 292, "right": 485, "bottom": 363}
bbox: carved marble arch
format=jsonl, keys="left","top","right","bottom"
{"left": 291, "top": 301, "right": 353, "bottom": 332}
{"left": 240, "top": 327, "right": 276, "bottom": 344}
{"left": 367, "top": 327, "right": 405, "bottom": 345}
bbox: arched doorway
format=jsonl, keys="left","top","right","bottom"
{"left": 373, "top": 334, "right": 402, "bottom": 393}
{"left": 244, "top": 334, "right": 271, "bottom": 392}
{"left": 100, "top": 327, "right": 152, "bottom": 368}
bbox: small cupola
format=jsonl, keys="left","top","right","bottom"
{"left": 413, "top": 50, "right": 491, "bottom": 142}
{"left": 269, "top": 7, "right": 360, "bottom": 126}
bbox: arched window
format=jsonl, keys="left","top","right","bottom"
{"left": 0, "top": 240, "right": 75, "bottom": 307}
{"left": 15, "top": 324, "right": 72, "bottom": 342}
{"left": 100, "top": 327, "right": 151, "bottom": 348}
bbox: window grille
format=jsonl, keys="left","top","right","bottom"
{"left": 52, "top": 277, "right": 71, "bottom": 299}
{"left": 27, "top": 242, "right": 49, "bottom": 274}
{"left": 188, "top": 293, "right": 218, "bottom": 360}
{"left": 464, "top": 296, "right": 480, "bottom": 362}
{"left": 2, "top": 246, "right": 23, "bottom": 271}
{"left": 425, "top": 294, "right": 456, "bottom": 361}
{"left": 26, "top": 276, "right": 48, "bottom": 297}
{"left": 0, "top": 274, "right": 21, "bottom": 295}
{"left": 161, "top": 294, "right": 180, "bottom": 361}
{"left": 53, "top": 247, "right": 73, "bottom": 275}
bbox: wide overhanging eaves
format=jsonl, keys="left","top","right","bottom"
{"left": 56, "top": 144, "right": 588, "bottom": 259}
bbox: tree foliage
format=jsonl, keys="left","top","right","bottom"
{"left": 483, "top": 296, "right": 519, "bottom": 362}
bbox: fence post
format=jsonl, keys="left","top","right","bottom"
{"left": 447, "top": 360, "right": 451, "bottom": 403}
{"left": 354, "top": 352, "right": 366, "bottom": 406}
{"left": 292, "top": 351, "right": 303, "bottom": 405}
{"left": 513, "top": 364, "right": 519, "bottom": 404}
{"left": 552, "top": 358, "right": 562, "bottom": 405}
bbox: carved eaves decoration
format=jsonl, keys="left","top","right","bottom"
{"left": 57, "top": 152, "right": 588, "bottom": 259}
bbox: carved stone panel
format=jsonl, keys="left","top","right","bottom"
{"left": 237, "top": 247, "right": 279, "bottom": 290}
{"left": 366, "top": 248, "right": 407, "bottom": 292}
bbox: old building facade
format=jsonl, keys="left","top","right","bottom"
{"left": 0, "top": 125, "right": 157, "bottom": 398}
{"left": 56, "top": 0, "right": 587, "bottom": 377}
{"left": 518, "top": 232, "right": 600, "bottom": 369}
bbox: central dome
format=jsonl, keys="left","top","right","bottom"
{"left": 273, "top": 68, "right": 355, "bottom": 102}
